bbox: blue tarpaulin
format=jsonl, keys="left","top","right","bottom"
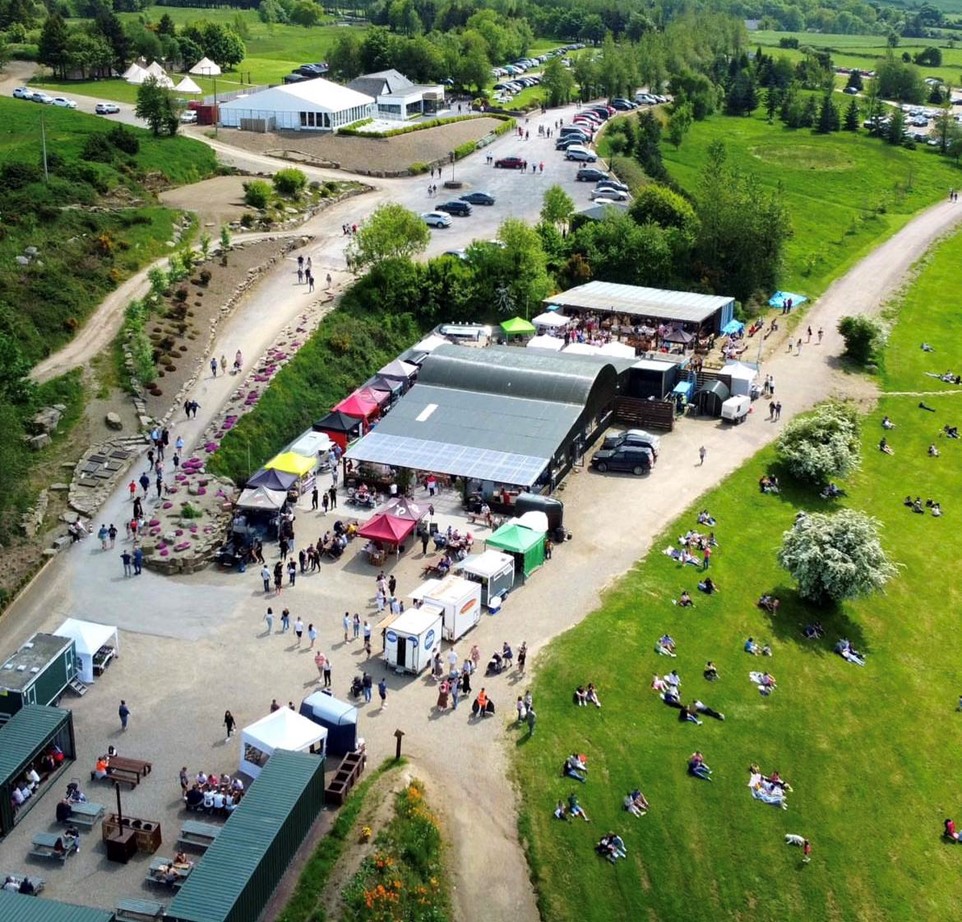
{"left": 768, "top": 291, "right": 808, "bottom": 309}
{"left": 722, "top": 319, "right": 745, "bottom": 334}
{"left": 672, "top": 379, "right": 694, "bottom": 398}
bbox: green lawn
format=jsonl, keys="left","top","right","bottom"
{"left": 515, "top": 224, "right": 962, "bottom": 921}
{"left": 662, "top": 113, "right": 962, "bottom": 297}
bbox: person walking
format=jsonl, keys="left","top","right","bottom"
{"left": 118, "top": 700, "right": 131, "bottom": 731}
{"left": 288, "top": 559, "right": 297, "bottom": 586}
{"left": 378, "top": 677, "right": 388, "bottom": 709}
{"left": 108, "top": 524, "right": 117, "bottom": 548}
{"left": 698, "top": 446, "right": 707, "bottom": 466}
{"left": 518, "top": 642, "right": 527, "bottom": 674}
{"left": 363, "top": 619, "right": 372, "bottom": 644}
{"left": 388, "top": 575, "right": 397, "bottom": 597}
{"left": 224, "top": 710, "right": 235, "bottom": 741}
{"left": 362, "top": 672, "right": 373, "bottom": 703}
{"left": 326, "top": 273, "right": 332, "bottom": 289}
{"left": 264, "top": 607, "right": 274, "bottom": 635}
{"left": 210, "top": 357, "right": 218, "bottom": 377}
{"left": 314, "top": 651, "right": 326, "bottom": 682}
{"left": 323, "top": 657, "right": 332, "bottom": 688}
{"left": 121, "top": 550, "right": 132, "bottom": 577}
{"left": 775, "top": 401, "right": 782, "bottom": 420}
{"left": 328, "top": 485, "right": 337, "bottom": 509}
{"left": 817, "top": 327, "right": 824, "bottom": 344}
{"left": 796, "top": 337, "right": 802, "bottom": 355}
{"left": 133, "top": 546, "right": 143, "bottom": 575}
{"left": 420, "top": 528, "right": 429, "bottom": 555}
{"left": 353, "top": 613, "right": 361, "bottom": 639}
{"left": 321, "top": 492, "right": 329, "bottom": 514}
{"left": 343, "top": 612, "right": 351, "bottom": 642}
{"left": 451, "top": 678, "right": 461, "bottom": 710}
{"left": 525, "top": 705, "right": 537, "bottom": 736}
{"left": 308, "top": 623, "right": 317, "bottom": 649}
{"left": 311, "top": 486, "right": 318, "bottom": 510}
{"left": 273, "top": 561, "right": 283, "bottom": 595}
{"left": 294, "top": 617, "right": 304, "bottom": 645}
{"left": 261, "top": 564, "right": 271, "bottom": 593}
{"left": 281, "top": 608, "right": 290, "bottom": 632}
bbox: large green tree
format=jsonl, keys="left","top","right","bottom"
{"left": 540, "top": 57, "right": 575, "bottom": 107}
{"left": 38, "top": 13, "right": 70, "bottom": 79}
{"left": 776, "top": 400, "right": 862, "bottom": 484}
{"left": 135, "top": 77, "right": 179, "bottom": 137}
{"left": 346, "top": 203, "right": 429, "bottom": 273}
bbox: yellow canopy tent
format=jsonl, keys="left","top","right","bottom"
{"left": 265, "top": 452, "right": 316, "bottom": 477}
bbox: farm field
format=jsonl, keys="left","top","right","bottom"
{"left": 661, "top": 112, "right": 962, "bottom": 297}
{"left": 515, "top": 224, "right": 962, "bottom": 922}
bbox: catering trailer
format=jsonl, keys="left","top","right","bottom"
{"left": 411, "top": 576, "right": 482, "bottom": 642}
{"left": 721, "top": 394, "right": 751, "bottom": 424}
{"left": 384, "top": 608, "right": 442, "bottom": 674}
{"left": 457, "top": 551, "right": 516, "bottom": 608}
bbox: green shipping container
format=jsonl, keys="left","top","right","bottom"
{"left": 0, "top": 633, "right": 76, "bottom": 720}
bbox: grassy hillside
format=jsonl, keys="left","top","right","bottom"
{"left": 515, "top": 226, "right": 962, "bottom": 921}
{"left": 662, "top": 112, "right": 962, "bottom": 297}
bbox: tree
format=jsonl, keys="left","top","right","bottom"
{"left": 328, "top": 31, "right": 363, "bottom": 80}
{"left": 776, "top": 400, "right": 861, "bottom": 484}
{"left": 845, "top": 70, "right": 863, "bottom": 91}
{"left": 837, "top": 315, "right": 882, "bottom": 364}
{"left": 38, "top": 13, "right": 70, "bottom": 79}
{"left": 540, "top": 57, "right": 575, "bottom": 107}
{"left": 634, "top": 110, "right": 666, "bottom": 181}
{"left": 243, "top": 179, "right": 271, "bottom": 208}
{"left": 94, "top": 10, "right": 130, "bottom": 74}
{"left": 843, "top": 98, "right": 860, "bottom": 132}
{"left": 135, "top": 77, "right": 179, "bottom": 137}
{"left": 666, "top": 100, "right": 693, "bottom": 148}
{"left": 290, "top": 0, "right": 322, "bottom": 27}
{"left": 778, "top": 509, "right": 897, "bottom": 604}
{"left": 540, "top": 184, "right": 574, "bottom": 230}
{"left": 886, "top": 108, "right": 905, "bottom": 144}
{"left": 272, "top": 168, "right": 307, "bottom": 197}
{"left": 0, "top": 332, "right": 34, "bottom": 405}
{"left": 815, "top": 93, "right": 840, "bottom": 133}
{"left": 914, "top": 46, "right": 942, "bottom": 66}
{"left": 346, "top": 203, "right": 429, "bottom": 272}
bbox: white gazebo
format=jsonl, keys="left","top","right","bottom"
{"left": 54, "top": 618, "right": 119, "bottom": 684}
{"left": 598, "top": 341, "right": 637, "bottom": 358}
{"left": 240, "top": 708, "right": 327, "bottom": 779}
{"left": 175, "top": 76, "right": 202, "bottom": 95}
{"left": 190, "top": 56, "right": 222, "bottom": 77}
{"left": 531, "top": 311, "right": 571, "bottom": 332}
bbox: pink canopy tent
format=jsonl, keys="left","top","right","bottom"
{"left": 354, "top": 385, "right": 392, "bottom": 408}
{"left": 334, "top": 391, "right": 380, "bottom": 421}
{"left": 358, "top": 513, "right": 417, "bottom": 546}
{"left": 380, "top": 497, "right": 425, "bottom": 522}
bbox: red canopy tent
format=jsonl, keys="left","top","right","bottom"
{"left": 334, "top": 391, "right": 381, "bottom": 421}
{"left": 354, "top": 385, "right": 392, "bottom": 408}
{"left": 358, "top": 513, "right": 417, "bottom": 547}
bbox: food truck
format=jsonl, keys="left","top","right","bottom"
{"left": 411, "top": 576, "right": 482, "bottom": 642}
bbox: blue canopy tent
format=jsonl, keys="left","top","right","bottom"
{"left": 672, "top": 379, "right": 695, "bottom": 399}
{"left": 722, "top": 319, "right": 745, "bottom": 335}
{"left": 768, "top": 291, "right": 808, "bottom": 309}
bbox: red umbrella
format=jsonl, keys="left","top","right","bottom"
{"left": 358, "top": 513, "right": 417, "bottom": 546}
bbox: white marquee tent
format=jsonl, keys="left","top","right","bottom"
{"left": 175, "top": 76, "right": 202, "bottom": 94}
{"left": 599, "top": 341, "right": 637, "bottom": 358}
{"left": 145, "top": 61, "right": 167, "bottom": 79}
{"left": 562, "top": 342, "right": 602, "bottom": 356}
{"left": 526, "top": 334, "right": 565, "bottom": 352}
{"left": 219, "top": 79, "right": 374, "bottom": 132}
{"left": 531, "top": 311, "right": 571, "bottom": 331}
{"left": 240, "top": 708, "right": 327, "bottom": 779}
{"left": 190, "top": 56, "right": 221, "bottom": 77}
{"left": 54, "top": 618, "right": 119, "bottom": 684}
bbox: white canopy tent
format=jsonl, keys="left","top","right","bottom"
{"left": 599, "top": 341, "right": 637, "bottom": 358}
{"left": 516, "top": 511, "right": 549, "bottom": 534}
{"left": 562, "top": 342, "right": 602, "bottom": 356}
{"left": 190, "top": 56, "right": 222, "bottom": 76}
{"left": 124, "top": 64, "right": 147, "bottom": 85}
{"left": 236, "top": 486, "right": 287, "bottom": 511}
{"left": 240, "top": 708, "right": 327, "bottom": 779}
{"left": 54, "top": 618, "right": 119, "bottom": 684}
{"left": 527, "top": 334, "right": 565, "bottom": 352}
{"left": 531, "top": 311, "right": 570, "bottom": 331}
{"left": 175, "top": 76, "right": 202, "bottom": 94}
{"left": 724, "top": 360, "right": 757, "bottom": 397}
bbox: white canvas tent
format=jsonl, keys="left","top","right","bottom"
{"left": 240, "top": 707, "right": 327, "bottom": 779}
{"left": 236, "top": 486, "right": 287, "bottom": 511}
{"left": 175, "top": 75, "right": 202, "bottom": 94}
{"left": 562, "top": 342, "right": 602, "bottom": 355}
{"left": 531, "top": 311, "right": 570, "bottom": 331}
{"left": 219, "top": 78, "right": 374, "bottom": 132}
{"left": 54, "top": 618, "right": 119, "bottom": 684}
{"left": 527, "top": 334, "right": 564, "bottom": 352}
{"left": 145, "top": 61, "right": 167, "bottom": 78}
{"left": 124, "top": 64, "right": 147, "bottom": 85}
{"left": 190, "top": 56, "right": 222, "bottom": 77}
{"left": 724, "top": 360, "right": 757, "bottom": 397}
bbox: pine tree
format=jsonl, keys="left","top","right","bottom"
{"left": 800, "top": 95, "right": 818, "bottom": 128}
{"left": 816, "top": 93, "right": 840, "bottom": 133}
{"left": 843, "top": 98, "right": 860, "bottom": 132}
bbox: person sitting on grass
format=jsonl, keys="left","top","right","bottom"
{"left": 676, "top": 590, "right": 694, "bottom": 608}
{"left": 567, "top": 792, "right": 590, "bottom": 822}
{"left": 759, "top": 474, "right": 780, "bottom": 494}
{"left": 879, "top": 437, "right": 894, "bottom": 455}
{"left": 688, "top": 751, "right": 713, "bottom": 781}
{"left": 929, "top": 443, "right": 940, "bottom": 457}
{"left": 944, "top": 818, "right": 959, "bottom": 842}
{"left": 574, "top": 685, "right": 588, "bottom": 706}
{"left": 693, "top": 700, "right": 725, "bottom": 721}
{"left": 651, "top": 674, "right": 668, "bottom": 693}
{"left": 553, "top": 800, "right": 570, "bottom": 821}
{"left": 761, "top": 672, "right": 777, "bottom": 690}
{"left": 586, "top": 683, "right": 602, "bottom": 708}
{"left": 678, "top": 704, "right": 703, "bottom": 725}
{"left": 596, "top": 833, "right": 626, "bottom": 862}
{"left": 944, "top": 425, "right": 960, "bottom": 439}
{"left": 882, "top": 416, "right": 895, "bottom": 429}
{"left": 624, "top": 790, "right": 649, "bottom": 816}
{"left": 745, "top": 637, "right": 761, "bottom": 655}
{"left": 758, "top": 594, "right": 780, "bottom": 615}
{"left": 912, "top": 498, "right": 925, "bottom": 514}
{"left": 698, "top": 510, "right": 716, "bottom": 526}
{"left": 835, "top": 638, "right": 866, "bottom": 666}
{"left": 932, "top": 502, "right": 943, "bottom": 517}
{"left": 697, "top": 577, "right": 718, "bottom": 594}
{"left": 704, "top": 661, "right": 719, "bottom": 681}
{"left": 656, "top": 635, "right": 677, "bottom": 657}
{"left": 803, "top": 622, "right": 824, "bottom": 640}
{"left": 662, "top": 686, "right": 683, "bottom": 708}
{"left": 563, "top": 754, "right": 587, "bottom": 783}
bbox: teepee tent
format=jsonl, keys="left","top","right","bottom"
{"left": 175, "top": 75, "right": 202, "bottom": 94}
{"left": 190, "top": 56, "right": 222, "bottom": 76}
{"left": 145, "top": 61, "right": 167, "bottom": 78}
{"left": 124, "top": 64, "right": 147, "bottom": 85}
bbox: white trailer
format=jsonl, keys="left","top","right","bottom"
{"left": 411, "top": 575, "right": 483, "bottom": 642}
{"left": 383, "top": 607, "right": 442, "bottom": 675}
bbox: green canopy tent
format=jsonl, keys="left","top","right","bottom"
{"left": 499, "top": 317, "right": 536, "bottom": 337}
{"left": 486, "top": 522, "right": 545, "bottom": 582}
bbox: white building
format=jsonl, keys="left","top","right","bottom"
{"left": 347, "top": 69, "right": 444, "bottom": 121}
{"left": 218, "top": 78, "right": 374, "bottom": 132}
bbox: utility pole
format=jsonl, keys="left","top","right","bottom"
{"left": 40, "top": 113, "right": 48, "bottom": 183}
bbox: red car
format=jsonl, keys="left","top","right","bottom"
{"left": 494, "top": 156, "right": 525, "bottom": 169}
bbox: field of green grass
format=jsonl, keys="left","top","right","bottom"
{"left": 662, "top": 112, "right": 962, "bottom": 297}
{"left": 515, "top": 225, "right": 962, "bottom": 921}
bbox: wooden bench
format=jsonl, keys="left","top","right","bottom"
{"left": 1, "top": 872, "right": 45, "bottom": 894}
{"left": 29, "top": 832, "right": 77, "bottom": 862}
{"left": 177, "top": 820, "right": 221, "bottom": 851}
{"left": 90, "top": 769, "right": 138, "bottom": 788}
{"left": 146, "top": 857, "right": 191, "bottom": 889}
{"left": 65, "top": 801, "right": 105, "bottom": 828}
{"left": 115, "top": 898, "right": 166, "bottom": 921}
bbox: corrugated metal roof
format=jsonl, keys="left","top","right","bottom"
{"left": 0, "top": 705, "right": 70, "bottom": 782}
{"left": 546, "top": 281, "right": 733, "bottom": 324}
{"left": 168, "top": 750, "right": 324, "bottom": 922}
{"left": 0, "top": 892, "right": 113, "bottom": 922}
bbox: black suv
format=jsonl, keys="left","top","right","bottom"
{"left": 437, "top": 200, "right": 472, "bottom": 217}
{"left": 590, "top": 446, "right": 652, "bottom": 476}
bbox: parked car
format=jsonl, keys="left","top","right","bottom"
{"left": 591, "top": 188, "right": 629, "bottom": 202}
{"left": 494, "top": 156, "right": 525, "bottom": 169}
{"left": 842, "top": 86, "right": 859, "bottom": 95}
{"left": 12, "top": 86, "right": 31, "bottom": 99}
{"left": 602, "top": 428, "right": 662, "bottom": 455}
{"left": 437, "top": 200, "right": 472, "bottom": 217}
{"left": 565, "top": 145, "right": 598, "bottom": 162}
{"left": 459, "top": 191, "right": 495, "bottom": 205}
{"left": 421, "top": 211, "right": 452, "bottom": 228}
{"left": 95, "top": 102, "right": 120, "bottom": 114}
{"left": 577, "top": 167, "right": 609, "bottom": 182}
{"left": 595, "top": 178, "right": 629, "bottom": 193}
{"left": 590, "top": 445, "right": 652, "bottom": 476}
{"left": 556, "top": 136, "right": 588, "bottom": 150}
{"left": 50, "top": 97, "right": 77, "bottom": 108}
{"left": 30, "top": 92, "right": 54, "bottom": 104}
{"left": 180, "top": 110, "right": 198, "bottom": 124}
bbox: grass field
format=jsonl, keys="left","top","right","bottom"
{"left": 514, "top": 224, "right": 962, "bottom": 921}
{"left": 661, "top": 112, "right": 962, "bottom": 297}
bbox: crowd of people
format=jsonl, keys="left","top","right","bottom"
{"left": 181, "top": 767, "right": 245, "bottom": 816}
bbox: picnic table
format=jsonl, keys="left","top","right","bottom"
{"left": 64, "top": 801, "right": 105, "bottom": 828}
{"left": 146, "top": 856, "right": 192, "bottom": 889}
{"left": 0, "top": 871, "right": 44, "bottom": 894}
{"left": 420, "top": 556, "right": 445, "bottom": 578}
{"left": 29, "top": 832, "right": 77, "bottom": 862}
{"left": 91, "top": 756, "right": 152, "bottom": 788}
{"left": 114, "top": 898, "right": 166, "bottom": 921}
{"left": 177, "top": 820, "right": 221, "bottom": 851}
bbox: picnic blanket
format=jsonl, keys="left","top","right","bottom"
{"left": 749, "top": 671, "right": 775, "bottom": 695}
{"left": 749, "top": 773, "right": 787, "bottom": 808}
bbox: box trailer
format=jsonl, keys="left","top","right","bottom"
{"left": 721, "top": 394, "right": 751, "bottom": 424}
{"left": 384, "top": 607, "right": 442, "bottom": 674}
{"left": 411, "top": 575, "right": 482, "bottom": 642}
{"left": 457, "top": 551, "right": 516, "bottom": 608}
